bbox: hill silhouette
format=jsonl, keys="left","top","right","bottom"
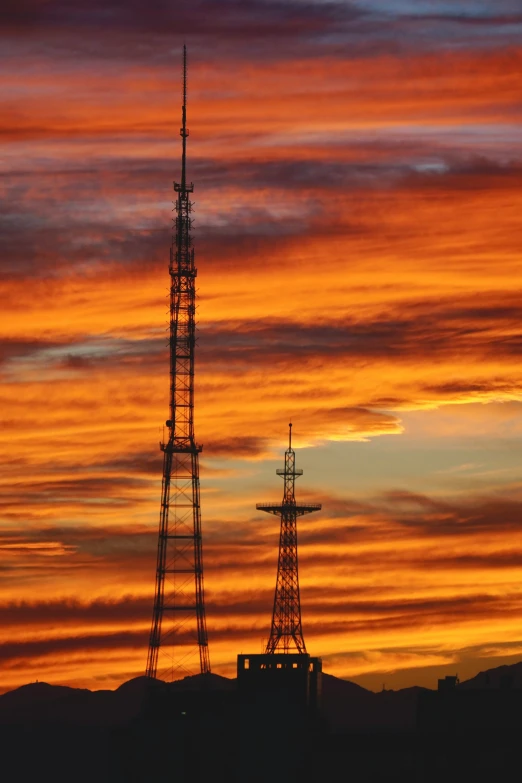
{"left": 2, "top": 662, "right": 522, "bottom": 782}
{"left": 2, "top": 660, "right": 520, "bottom": 732}
{"left": 458, "top": 658, "right": 522, "bottom": 689}
{"left": 0, "top": 672, "right": 234, "bottom": 726}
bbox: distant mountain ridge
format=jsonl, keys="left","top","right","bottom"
{"left": 458, "top": 659, "right": 522, "bottom": 690}
{"left": 0, "top": 672, "right": 233, "bottom": 726}
{"left": 3, "top": 663, "right": 522, "bottom": 782}
{"left": 2, "top": 659, "right": 521, "bottom": 732}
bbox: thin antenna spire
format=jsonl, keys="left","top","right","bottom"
{"left": 180, "top": 44, "right": 188, "bottom": 192}
{"left": 289, "top": 422, "right": 292, "bottom": 450}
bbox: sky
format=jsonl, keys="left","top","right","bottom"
{"left": 1, "top": 0, "right": 522, "bottom": 693}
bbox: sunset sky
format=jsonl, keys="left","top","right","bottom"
{"left": 2, "top": 0, "right": 522, "bottom": 693}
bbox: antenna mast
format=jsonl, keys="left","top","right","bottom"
{"left": 146, "top": 47, "right": 211, "bottom": 679}
{"left": 181, "top": 44, "right": 188, "bottom": 192}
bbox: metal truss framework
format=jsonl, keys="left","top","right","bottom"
{"left": 146, "top": 47, "right": 210, "bottom": 679}
{"left": 257, "top": 424, "right": 321, "bottom": 654}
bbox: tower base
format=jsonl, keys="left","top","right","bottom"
{"left": 237, "top": 653, "right": 322, "bottom": 714}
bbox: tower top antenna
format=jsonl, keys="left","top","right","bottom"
{"left": 180, "top": 44, "right": 189, "bottom": 192}
{"left": 289, "top": 422, "right": 292, "bottom": 450}
{"left": 183, "top": 44, "right": 187, "bottom": 107}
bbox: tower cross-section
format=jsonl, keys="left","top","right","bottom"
{"left": 257, "top": 424, "right": 321, "bottom": 654}
{"left": 146, "top": 47, "right": 210, "bottom": 679}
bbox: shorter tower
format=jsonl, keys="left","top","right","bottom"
{"left": 257, "top": 423, "right": 321, "bottom": 654}
{"left": 237, "top": 425, "right": 322, "bottom": 714}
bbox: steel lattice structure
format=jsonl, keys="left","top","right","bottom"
{"left": 257, "top": 424, "right": 321, "bottom": 654}
{"left": 146, "top": 47, "right": 210, "bottom": 679}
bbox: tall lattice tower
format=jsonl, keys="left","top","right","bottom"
{"left": 146, "top": 47, "right": 210, "bottom": 679}
{"left": 257, "top": 424, "right": 321, "bottom": 654}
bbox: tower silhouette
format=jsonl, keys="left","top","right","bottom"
{"left": 237, "top": 426, "right": 323, "bottom": 713}
{"left": 146, "top": 47, "right": 210, "bottom": 679}
{"left": 257, "top": 424, "right": 321, "bottom": 654}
